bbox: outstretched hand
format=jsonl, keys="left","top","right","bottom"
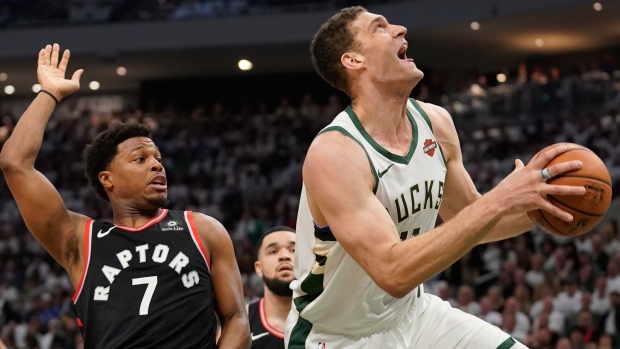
{"left": 37, "top": 43, "right": 83, "bottom": 101}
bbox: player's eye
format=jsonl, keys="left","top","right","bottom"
{"left": 135, "top": 156, "right": 145, "bottom": 162}
{"left": 155, "top": 157, "right": 162, "bottom": 163}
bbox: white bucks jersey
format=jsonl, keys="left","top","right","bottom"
{"left": 291, "top": 99, "right": 447, "bottom": 335}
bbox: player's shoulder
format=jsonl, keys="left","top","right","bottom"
{"left": 304, "top": 129, "right": 370, "bottom": 181}
{"left": 188, "top": 212, "right": 231, "bottom": 246}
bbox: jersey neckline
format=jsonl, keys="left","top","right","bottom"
{"left": 114, "top": 209, "right": 169, "bottom": 232}
{"left": 345, "top": 105, "right": 419, "bottom": 165}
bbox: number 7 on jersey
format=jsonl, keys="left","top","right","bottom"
{"left": 132, "top": 276, "right": 158, "bottom": 315}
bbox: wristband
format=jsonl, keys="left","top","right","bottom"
{"left": 38, "top": 89, "right": 59, "bottom": 105}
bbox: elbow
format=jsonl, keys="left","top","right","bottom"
{"left": 0, "top": 152, "right": 15, "bottom": 173}
{"left": 375, "top": 273, "right": 416, "bottom": 299}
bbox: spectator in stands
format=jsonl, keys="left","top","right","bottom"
{"left": 479, "top": 296, "right": 503, "bottom": 327}
{"left": 592, "top": 276, "right": 611, "bottom": 318}
{"left": 555, "top": 277, "right": 584, "bottom": 319}
{"left": 457, "top": 285, "right": 481, "bottom": 316}
{"left": 577, "top": 310, "right": 601, "bottom": 345}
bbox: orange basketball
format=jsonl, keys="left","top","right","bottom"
{"left": 527, "top": 143, "right": 612, "bottom": 237}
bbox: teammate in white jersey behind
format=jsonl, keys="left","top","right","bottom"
{"left": 284, "top": 6, "right": 586, "bottom": 349}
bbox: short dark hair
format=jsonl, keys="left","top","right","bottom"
{"left": 84, "top": 123, "right": 152, "bottom": 201}
{"left": 310, "top": 6, "right": 366, "bottom": 94}
{"left": 255, "top": 226, "right": 295, "bottom": 259}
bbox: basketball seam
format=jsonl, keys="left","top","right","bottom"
{"left": 547, "top": 195, "right": 606, "bottom": 217}
{"left": 539, "top": 209, "right": 571, "bottom": 237}
{"left": 553, "top": 175, "right": 612, "bottom": 187}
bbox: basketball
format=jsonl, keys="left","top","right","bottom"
{"left": 527, "top": 143, "right": 612, "bottom": 237}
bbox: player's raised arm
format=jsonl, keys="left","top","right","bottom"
{"left": 193, "top": 213, "right": 251, "bottom": 349}
{"left": 0, "top": 44, "right": 88, "bottom": 273}
{"left": 304, "top": 131, "right": 586, "bottom": 299}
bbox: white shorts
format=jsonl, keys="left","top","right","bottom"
{"left": 285, "top": 293, "right": 528, "bottom": 349}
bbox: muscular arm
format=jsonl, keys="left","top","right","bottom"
{"left": 419, "top": 102, "right": 535, "bottom": 243}
{"left": 305, "top": 112, "right": 583, "bottom": 299}
{"left": 0, "top": 44, "right": 87, "bottom": 279}
{"left": 194, "top": 213, "right": 250, "bottom": 349}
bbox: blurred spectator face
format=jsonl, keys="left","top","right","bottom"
{"left": 592, "top": 234, "right": 603, "bottom": 253}
{"left": 505, "top": 297, "right": 519, "bottom": 314}
{"left": 581, "top": 292, "right": 592, "bottom": 311}
{"left": 438, "top": 282, "right": 450, "bottom": 301}
{"left": 598, "top": 335, "right": 613, "bottom": 349}
{"left": 457, "top": 285, "right": 473, "bottom": 306}
{"left": 570, "top": 327, "right": 585, "bottom": 346}
{"left": 543, "top": 296, "right": 555, "bottom": 313}
{"left": 514, "top": 268, "right": 526, "bottom": 285}
{"left": 596, "top": 276, "right": 607, "bottom": 293}
{"left": 555, "top": 338, "right": 572, "bottom": 349}
{"left": 502, "top": 313, "right": 516, "bottom": 332}
{"left": 533, "top": 328, "right": 551, "bottom": 347}
{"left": 537, "top": 311, "right": 550, "bottom": 329}
{"left": 578, "top": 310, "right": 593, "bottom": 328}
{"left": 531, "top": 254, "right": 544, "bottom": 271}
{"left": 480, "top": 296, "right": 491, "bottom": 314}
{"left": 579, "top": 264, "right": 593, "bottom": 283}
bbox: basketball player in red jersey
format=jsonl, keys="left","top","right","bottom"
{"left": 0, "top": 44, "right": 250, "bottom": 348}
{"left": 249, "top": 226, "right": 296, "bottom": 349}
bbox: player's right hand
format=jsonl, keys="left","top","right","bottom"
{"left": 490, "top": 144, "right": 585, "bottom": 221}
{"left": 37, "top": 43, "right": 83, "bottom": 101}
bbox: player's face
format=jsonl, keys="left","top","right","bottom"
{"left": 255, "top": 231, "right": 296, "bottom": 284}
{"left": 349, "top": 12, "right": 423, "bottom": 86}
{"left": 106, "top": 137, "right": 168, "bottom": 208}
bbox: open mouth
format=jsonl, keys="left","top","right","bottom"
{"left": 149, "top": 175, "right": 167, "bottom": 188}
{"left": 397, "top": 43, "right": 415, "bottom": 63}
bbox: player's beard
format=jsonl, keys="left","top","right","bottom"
{"left": 263, "top": 275, "right": 293, "bottom": 297}
{"left": 148, "top": 197, "right": 170, "bottom": 209}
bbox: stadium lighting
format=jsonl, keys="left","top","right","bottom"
{"left": 116, "top": 66, "right": 127, "bottom": 76}
{"left": 496, "top": 74, "right": 507, "bottom": 83}
{"left": 238, "top": 59, "right": 253, "bottom": 71}
{"left": 535, "top": 38, "right": 544, "bottom": 47}
{"left": 0, "top": 73, "right": 7, "bottom": 81}
{"left": 89, "top": 81, "right": 100, "bottom": 90}
{"left": 32, "top": 84, "right": 41, "bottom": 93}
{"left": 4, "top": 85, "right": 15, "bottom": 95}
{"left": 593, "top": 2, "right": 602, "bottom": 11}
{"left": 470, "top": 22, "right": 480, "bottom": 31}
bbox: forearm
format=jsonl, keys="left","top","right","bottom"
{"left": 479, "top": 212, "right": 535, "bottom": 244}
{"left": 217, "top": 311, "right": 251, "bottom": 349}
{"left": 0, "top": 93, "right": 56, "bottom": 167}
{"left": 386, "top": 193, "right": 504, "bottom": 297}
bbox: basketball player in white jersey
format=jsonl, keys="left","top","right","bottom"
{"left": 284, "top": 7, "right": 586, "bottom": 349}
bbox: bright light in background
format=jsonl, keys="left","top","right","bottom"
{"left": 470, "top": 22, "right": 480, "bottom": 31}
{"left": 4, "top": 85, "right": 15, "bottom": 95}
{"left": 32, "top": 84, "right": 41, "bottom": 93}
{"left": 116, "top": 66, "right": 127, "bottom": 76}
{"left": 238, "top": 59, "right": 253, "bottom": 71}
{"left": 0, "top": 73, "right": 7, "bottom": 81}
{"left": 496, "top": 73, "right": 507, "bottom": 83}
{"left": 535, "top": 38, "right": 544, "bottom": 47}
{"left": 593, "top": 2, "right": 602, "bottom": 11}
{"left": 89, "top": 81, "right": 100, "bottom": 90}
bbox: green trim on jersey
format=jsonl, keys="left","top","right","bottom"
{"left": 497, "top": 337, "right": 516, "bottom": 349}
{"left": 294, "top": 252, "right": 328, "bottom": 313}
{"left": 318, "top": 126, "right": 379, "bottom": 194}
{"left": 288, "top": 316, "right": 313, "bottom": 349}
{"left": 408, "top": 98, "right": 448, "bottom": 167}
{"left": 345, "top": 106, "right": 418, "bottom": 165}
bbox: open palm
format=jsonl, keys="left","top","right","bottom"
{"left": 37, "top": 44, "right": 83, "bottom": 101}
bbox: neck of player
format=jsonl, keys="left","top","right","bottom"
{"left": 263, "top": 287, "right": 291, "bottom": 332}
{"left": 350, "top": 84, "right": 413, "bottom": 156}
{"left": 111, "top": 202, "right": 163, "bottom": 228}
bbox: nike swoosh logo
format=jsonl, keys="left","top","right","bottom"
{"left": 251, "top": 332, "right": 270, "bottom": 341}
{"left": 97, "top": 226, "right": 115, "bottom": 238}
{"left": 378, "top": 164, "right": 394, "bottom": 178}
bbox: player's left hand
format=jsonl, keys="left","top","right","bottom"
{"left": 37, "top": 43, "right": 83, "bottom": 101}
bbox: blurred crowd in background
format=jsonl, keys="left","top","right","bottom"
{"left": 0, "top": 20, "right": 619, "bottom": 349}
{"left": 0, "top": 0, "right": 397, "bottom": 27}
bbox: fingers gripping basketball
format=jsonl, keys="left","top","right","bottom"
{"left": 527, "top": 143, "right": 612, "bottom": 237}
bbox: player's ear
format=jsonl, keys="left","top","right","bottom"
{"left": 254, "top": 261, "right": 263, "bottom": 277}
{"left": 341, "top": 52, "right": 364, "bottom": 71}
{"left": 99, "top": 171, "right": 113, "bottom": 190}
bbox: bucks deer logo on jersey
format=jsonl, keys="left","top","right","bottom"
{"left": 423, "top": 139, "right": 437, "bottom": 157}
